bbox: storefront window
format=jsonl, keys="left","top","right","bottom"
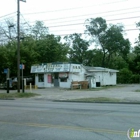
{"left": 60, "top": 78, "right": 67, "bottom": 82}
{"left": 38, "top": 74, "right": 44, "bottom": 82}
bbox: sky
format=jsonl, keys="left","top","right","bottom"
{"left": 0, "top": 0, "right": 140, "bottom": 48}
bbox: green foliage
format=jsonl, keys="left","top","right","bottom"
{"left": 85, "top": 49, "right": 103, "bottom": 66}
{"left": 85, "top": 17, "right": 130, "bottom": 67}
{"left": 0, "top": 92, "right": 40, "bottom": 99}
{"left": 117, "top": 68, "right": 132, "bottom": 83}
{"left": 1, "top": 18, "right": 140, "bottom": 84}
{"left": 32, "top": 21, "right": 48, "bottom": 40}
{"left": 35, "top": 34, "right": 68, "bottom": 63}
{"left": 0, "top": 21, "right": 68, "bottom": 81}
{"left": 109, "top": 56, "right": 128, "bottom": 70}
{"left": 130, "top": 74, "right": 140, "bottom": 83}
{"left": 64, "top": 33, "right": 89, "bottom": 64}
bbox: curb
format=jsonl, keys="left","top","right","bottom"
{"left": 53, "top": 100, "right": 140, "bottom": 105}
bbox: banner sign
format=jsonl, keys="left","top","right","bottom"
{"left": 59, "top": 73, "right": 68, "bottom": 78}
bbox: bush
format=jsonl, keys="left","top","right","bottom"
{"left": 130, "top": 74, "right": 140, "bottom": 83}
{"left": 117, "top": 68, "right": 132, "bottom": 83}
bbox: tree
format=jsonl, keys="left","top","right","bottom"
{"left": 32, "top": 21, "right": 48, "bottom": 40}
{"left": 85, "top": 49, "right": 103, "bottom": 66}
{"left": 85, "top": 17, "right": 107, "bottom": 67}
{"left": 85, "top": 17, "right": 130, "bottom": 67}
{"left": 20, "top": 36, "right": 40, "bottom": 76}
{"left": 35, "top": 34, "right": 68, "bottom": 63}
{"left": 110, "top": 55, "right": 128, "bottom": 70}
{"left": 64, "top": 33, "right": 89, "bottom": 64}
{"left": 117, "top": 68, "right": 132, "bottom": 83}
{"left": 129, "top": 22, "right": 140, "bottom": 74}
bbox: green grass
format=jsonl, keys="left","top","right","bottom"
{"left": 135, "top": 90, "right": 140, "bottom": 92}
{"left": 0, "top": 92, "right": 40, "bottom": 99}
{"left": 67, "top": 97, "right": 121, "bottom": 103}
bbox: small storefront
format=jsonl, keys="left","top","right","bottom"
{"left": 31, "top": 62, "right": 85, "bottom": 88}
{"left": 31, "top": 62, "right": 119, "bottom": 88}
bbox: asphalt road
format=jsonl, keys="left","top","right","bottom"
{"left": 0, "top": 100, "right": 140, "bottom": 140}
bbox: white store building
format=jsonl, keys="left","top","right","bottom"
{"left": 30, "top": 62, "right": 119, "bottom": 88}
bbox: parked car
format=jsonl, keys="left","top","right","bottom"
{"left": 4, "top": 76, "right": 35, "bottom": 90}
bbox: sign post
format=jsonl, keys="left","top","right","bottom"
{"left": 20, "top": 64, "right": 25, "bottom": 93}
{"left": 4, "top": 68, "right": 10, "bottom": 93}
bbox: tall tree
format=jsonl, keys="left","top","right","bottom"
{"left": 32, "top": 21, "right": 48, "bottom": 40}
{"left": 85, "top": 49, "right": 103, "bottom": 66}
{"left": 35, "top": 34, "right": 68, "bottom": 63}
{"left": 85, "top": 17, "right": 130, "bottom": 67}
{"left": 64, "top": 33, "right": 89, "bottom": 64}
{"left": 85, "top": 17, "right": 107, "bottom": 67}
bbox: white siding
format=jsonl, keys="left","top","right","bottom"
{"left": 60, "top": 66, "right": 86, "bottom": 88}
{"left": 35, "top": 74, "right": 44, "bottom": 88}
{"left": 94, "top": 71, "right": 117, "bottom": 86}
{"left": 33, "top": 64, "right": 118, "bottom": 88}
{"left": 59, "top": 78, "right": 71, "bottom": 88}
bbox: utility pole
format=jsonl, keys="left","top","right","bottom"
{"left": 17, "top": 0, "right": 20, "bottom": 92}
{"left": 17, "top": 0, "right": 26, "bottom": 93}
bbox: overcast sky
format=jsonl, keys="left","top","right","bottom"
{"left": 0, "top": 0, "right": 140, "bottom": 47}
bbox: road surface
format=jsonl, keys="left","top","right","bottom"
{"left": 0, "top": 100, "right": 139, "bottom": 140}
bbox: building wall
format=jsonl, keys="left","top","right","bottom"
{"left": 35, "top": 73, "right": 44, "bottom": 88}
{"left": 103, "top": 72, "right": 117, "bottom": 85}
{"left": 35, "top": 73, "right": 53, "bottom": 88}
{"left": 59, "top": 71, "right": 86, "bottom": 88}
{"left": 59, "top": 78, "right": 71, "bottom": 88}
{"left": 94, "top": 71, "right": 117, "bottom": 86}
{"left": 70, "top": 64, "right": 82, "bottom": 73}
{"left": 59, "top": 64, "right": 86, "bottom": 88}
{"left": 33, "top": 64, "right": 118, "bottom": 88}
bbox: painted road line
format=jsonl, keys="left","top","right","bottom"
{"left": 0, "top": 121, "right": 126, "bottom": 135}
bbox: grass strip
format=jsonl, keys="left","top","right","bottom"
{"left": 135, "top": 90, "right": 140, "bottom": 92}
{"left": 0, "top": 92, "right": 40, "bottom": 99}
{"left": 66, "top": 97, "right": 121, "bottom": 103}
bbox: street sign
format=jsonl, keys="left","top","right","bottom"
{"left": 20, "top": 64, "right": 25, "bottom": 70}
{"left": 4, "top": 69, "right": 8, "bottom": 74}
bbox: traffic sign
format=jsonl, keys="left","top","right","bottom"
{"left": 20, "top": 64, "right": 25, "bottom": 69}
{"left": 4, "top": 69, "right": 8, "bottom": 74}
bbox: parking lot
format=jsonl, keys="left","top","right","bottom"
{"left": 1, "top": 84, "right": 139, "bottom": 102}
{"left": 0, "top": 84, "right": 140, "bottom": 101}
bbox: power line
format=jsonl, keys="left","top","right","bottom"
{"left": 33, "top": 15, "right": 140, "bottom": 29}
{"left": 1, "top": 13, "right": 140, "bottom": 38}
{"left": 1, "top": 14, "right": 140, "bottom": 33}
{"left": 0, "top": 28, "right": 139, "bottom": 41}
{"left": 0, "top": 12, "right": 16, "bottom": 19}
{"left": 15, "top": 15, "right": 140, "bottom": 33}
{"left": 20, "top": 14, "right": 32, "bottom": 29}
{"left": 35, "top": 10, "right": 140, "bottom": 25}
{"left": 49, "top": 24, "right": 138, "bottom": 32}
{"left": 22, "top": 0, "right": 127, "bottom": 15}
{"left": 54, "top": 28, "right": 140, "bottom": 36}
{"left": 24, "top": 6, "right": 140, "bottom": 23}
{"left": 1, "top": 6, "right": 140, "bottom": 29}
